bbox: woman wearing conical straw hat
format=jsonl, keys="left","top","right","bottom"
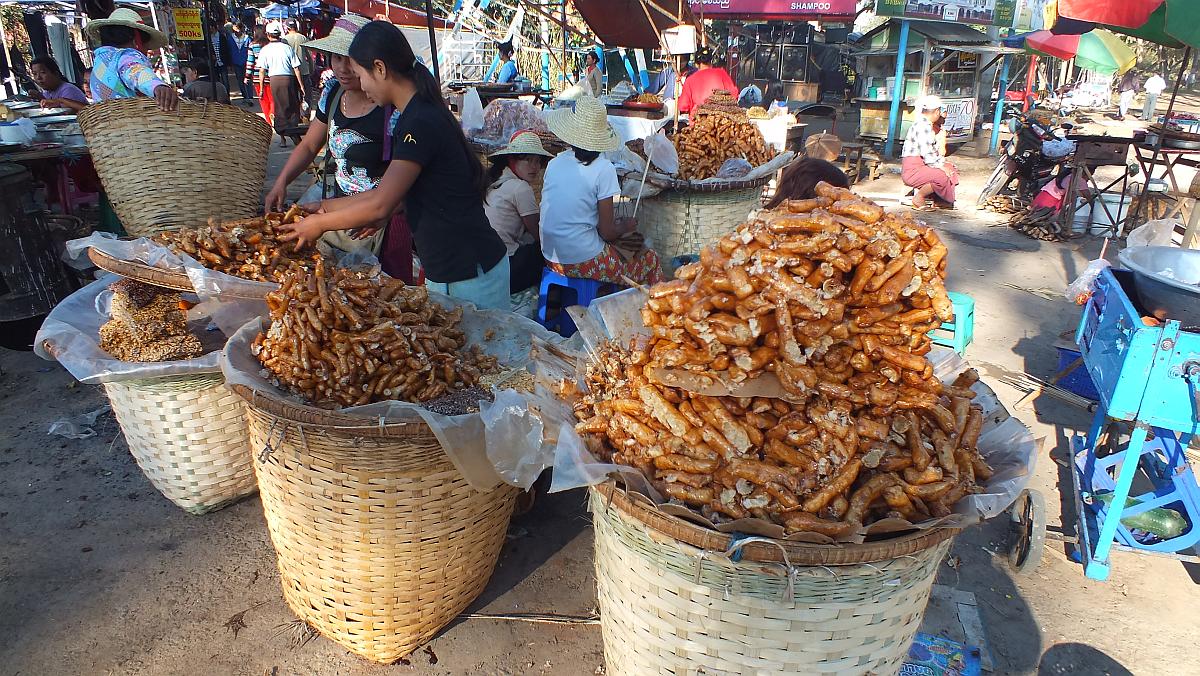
{"left": 539, "top": 96, "right": 663, "bottom": 286}
{"left": 84, "top": 7, "right": 177, "bottom": 111}
{"left": 279, "top": 21, "right": 510, "bottom": 310}
{"left": 263, "top": 14, "right": 413, "bottom": 283}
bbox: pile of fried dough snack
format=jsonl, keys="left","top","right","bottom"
{"left": 573, "top": 182, "right": 992, "bottom": 538}
{"left": 153, "top": 206, "right": 320, "bottom": 283}
{"left": 674, "top": 96, "right": 776, "bottom": 181}
{"left": 253, "top": 260, "right": 497, "bottom": 409}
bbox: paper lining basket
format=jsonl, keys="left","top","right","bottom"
{"left": 231, "top": 384, "right": 519, "bottom": 663}
{"left": 640, "top": 180, "right": 768, "bottom": 265}
{"left": 78, "top": 98, "right": 273, "bottom": 237}
{"left": 104, "top": 373, "right": 255, "bottom": 515}
{"left": 590, "top": 483, "right": 956, "bottom": 676}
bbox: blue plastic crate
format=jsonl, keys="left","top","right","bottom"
{"left": 929, "top": 291, "right": 975, "bottom": 356}
{"left": 1054, "top": 345, "right": 1100, "bottom": 400}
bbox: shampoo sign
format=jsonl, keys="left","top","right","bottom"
{"left": 689, "top": 0, "right": 857, "bottom": 18}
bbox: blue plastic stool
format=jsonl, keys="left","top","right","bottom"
{"left": 536, "top": 268, "right": 624, "bottom": 337}
{"left": 929, "top": 291, "right": 975, "bottom": 355}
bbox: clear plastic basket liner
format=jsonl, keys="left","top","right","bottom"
{"left": 34, "top": 274, "right": 224, "bottom": 384}
{"left": 524, "top": 288, "right": 1040, "bottom": 538}
{"left": 220, "top": 291, "right": 565, "bottom": 491}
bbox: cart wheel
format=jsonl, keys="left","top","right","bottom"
{"left": 1009, "top": 489, "right": 1047, "bottom": 574}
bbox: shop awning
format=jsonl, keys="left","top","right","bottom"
{"left": 904, "top": 20, "right": 991, "bottom": 45}
{"left": 685, "top": 0, "right": 856, "bottom": 21}
{"left": 571, "top": 0, "right": 697, "bottom": 48}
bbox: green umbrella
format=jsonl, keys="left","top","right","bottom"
{"left": 1059, "top": 0, "right": 1200, "bottom": 49}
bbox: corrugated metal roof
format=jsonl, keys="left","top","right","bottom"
{"left": 857, "top": 18, "right": 992, "bottom": 47}
{"left": 905, "top": 20, "right": 991, "bottom": 45}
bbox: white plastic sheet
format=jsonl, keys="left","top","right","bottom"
{"left": 219, "top": 291, "right": 565, "bottom": 491}
{"left": 35, "top": 274, "right": 226, "bottom": 384}
{"left": 530, "top": 289, "right": 1039, "bottom": 539}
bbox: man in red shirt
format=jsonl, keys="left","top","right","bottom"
{"left": 677, "top": 48, "right": 737, "bottom": 114}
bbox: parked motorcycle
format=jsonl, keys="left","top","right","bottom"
{"left": 977, "top": 112, "right": 1075, "bottom": 208}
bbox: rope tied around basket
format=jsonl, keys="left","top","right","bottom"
{"left": 257, "top": 417, "right": 286, "bottom": 463}
{"left": 690, "top": 534, "right": 798, "bottom": 604}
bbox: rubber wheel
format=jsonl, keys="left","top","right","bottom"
{"left": 976, "top": 161, "right": 1009, "bottom": 208}
{"left": 1008, "top": 489, "right": 1047, "bottom": 574}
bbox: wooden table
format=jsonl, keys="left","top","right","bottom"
{"left": 1132, "top": 143, "right": 1200, "bottom": 194}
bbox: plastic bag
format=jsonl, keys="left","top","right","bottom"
{"left": 1126, "top": 218, "right": 1180, "bottom": 248}
{"left": 642, "top": 130, "right": 679, "bottom": 175}
{"left": 48, "top": 406, "right": 110, "bottom": 439}
{"left": 1065, "top": 258, "right": 1111, "bottom": 305}
{"left": 35, "top": 274, "right": 225, "bottom": 384}
{"left": 478, "top": 98, "right": 548, "bottom": 142}
{"left": 461, "top": 87, "right": 485, "bottom": 134}
{"left": 531, "top": 289, "right": 1038, "bottom": 538}
{"left": 219, "top": 290, "right": 566, "bottom": 491}
{"left": 715, "top": 157, "right": 753, "bottom": 179}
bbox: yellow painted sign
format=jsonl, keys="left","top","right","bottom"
{"left": 173, "top": 8, "right": 204, "bottom": 41}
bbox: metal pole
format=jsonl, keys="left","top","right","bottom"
{"left": 203, "top": 0, "right": 216, "bottom": 88}
{"left": 990, "top": 54, "right": 1009, "bottom": 155}
{"left": 884, "top": 20, "right": 910, "bottom": 158}
{"left": 1023, "top": 54, "right": 1036, "bottom": 111}
{"left": 0, "top": 22, "right": 16, "bottom": 97}
{"left": 424, "top": 0, "right": 441, "bottom": 85}
{"left": 560, "top": 0, "right": 567, "bottom": 90}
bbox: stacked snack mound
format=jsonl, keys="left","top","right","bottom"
{"left": 152, "top": 206, "right": 320, "bottom": 283}
{"left": 675, "top": 91, "right": 776, "bottom": 180}
{"left": 572, "top": 183, "right": 990, "bottom": 537}
{"left": 99, "top": 279, "right": 203, "bottom": 362}
{"left": 253, "top": 260, "right": 498, "bottom": 409}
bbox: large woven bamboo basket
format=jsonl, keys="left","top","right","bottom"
{"left": 78, "top": 98, "right": 272, "bottom": 237}
{"left": 104, "top": 373, "right": 255, "bottom": 515}
{"left": 641, "top": 180, "right": 769, "bottom": 265}
{"left": 231, "top": 384, "right": 519, "bottom": 663}
{"left": 590, "top": 484, "right": 956, "bottom": 676}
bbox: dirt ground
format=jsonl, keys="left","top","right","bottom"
{"left": 3, "top": 95, "right": 1200, "bottom": 676}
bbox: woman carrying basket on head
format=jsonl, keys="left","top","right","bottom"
{"left": 538, "top": 96, "right": 663, "bottom": 287}
{"left": 278, "top": 21, "right": 510, "bottom": 311}
{"left": 85, "top": 8, "right": 178, "bottom": 112}
{"left": 263, "top": 14, "right": 413, "bottom": 283}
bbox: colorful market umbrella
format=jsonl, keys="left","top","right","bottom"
{"left": 1057, "top": 0, "right": 1200, "bottom": 50}
{"left": 1024, "top": 29, "right": 1136, "bottom": 75}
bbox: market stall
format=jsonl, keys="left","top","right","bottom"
{"left": 854, "top": 20, "right": 1018, "bottom": 144}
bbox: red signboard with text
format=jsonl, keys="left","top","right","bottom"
{"left": 688, "top": 0, "right": 857, "bottom": 19}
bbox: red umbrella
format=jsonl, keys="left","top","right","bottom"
{"left": 1056, "top": 0, "right": 1162, "bottom": 28}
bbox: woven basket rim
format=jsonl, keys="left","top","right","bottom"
{"left": 654, "top": 174, "right": 773, "bottom": 192}
{"left": 87, "top": 247, "right": 195, "bottom": 292}
{"left": 594, "top": 482, "right": 959, "bottom": 566}
{"left": 229, "top": 383, "right": 434, "bottom": 438}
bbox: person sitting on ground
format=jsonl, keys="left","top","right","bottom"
{"left": 540, "top": 96, "right": 664, "bottom": 286}
{"left": 31, "top": 56, "right": 88, "bottom": 111}
{"left": 85, "top": 7, "right": 178, "bottom": 111}
{"left": 764, "top": 157, "right": 850, "bottom": 209}
{"left": 484, "top": 130, "right": 553, "bottom": 293}
{"left": 901, "top": 95, "right": 959, "bottom": 211}
{"left": 677, "top": 47, "right": 736, "bottom": 115}
{"left": 493, "top": 42, "right": 518, "bottom": 84}
{"left": 182, "top": 58, "right": 230, "bottom": 103}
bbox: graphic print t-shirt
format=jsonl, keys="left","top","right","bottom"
{"left": 315, "top": 81, "right": 389, "bottom": 197}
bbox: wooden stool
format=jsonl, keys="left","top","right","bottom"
{"left": 841, "top": 142, "right": 866, "bottom": 182}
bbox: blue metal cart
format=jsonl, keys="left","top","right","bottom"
{"left": 1009, "top": 267, "right": 1200, "bottom": 580}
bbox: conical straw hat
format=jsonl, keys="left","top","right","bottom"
{"left": 546, "top": 96, "right": 621, "bottom": 153}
